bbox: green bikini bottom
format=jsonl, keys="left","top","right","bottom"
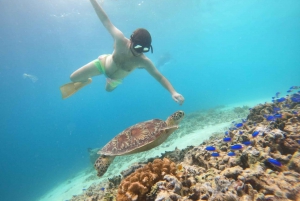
{"left": 94, "top": 56, "right": 122, "bottom": 88}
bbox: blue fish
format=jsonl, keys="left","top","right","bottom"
{"left": 242, "top": 119, "right": 247, "bottom": 123}
{"left": 227, "top": 152, "right": 236, "bottom": 156}
{"left": 206, "top": 146, "right": 217, "bottom": 151}
{"left": 223, "top": 137, "right": 231, "bottom": 142}
{"left": 287, "top": 90, "right": 292, "bottom": 93}
{"left": 266, "top": 115, "right": 275, "bottom": 121}
{"left": 230, "top": 144, "right": 243, "bottom": 150}
{"left": 274, "top": 113, "right": 282, "bottom": 118}
{"left": 290, "top": 86, "right": 299, "bottom": 89}
{"left": 291, "top": 97, "right": 300, "bottom": 103}
{"left": 100, "top": 187, "right": 105, "bottom": 191}
{"left": 211, "top": 152, "right": 220, "bottom": 157}
{"left": 242, "top": 141, "right": 251, "bottom": 146}
{"left": 273, "top": 107, "right": 281, "bottom": 112}
{"left": 225, "top": 131, "right": 229, "bottom": 135}
{"left": 276, "top": 97, "right": 286, "bottom": 103}
{"left": 267, "top": 158, "right": 282, "bottom": 167}
{"left": 275, "top": 92, "right": 280, "bottom": 98}
{"left": 235, "top": 123, "right": 243, "bottom": 128}
{"left": 272, "top": 97, "right": 275, "bottom": 99}
{"left": 239, "top": 130, "right": 244, "bottom": 135}
{"left": 252, "top": 131, "right": 260, "bottom": 137}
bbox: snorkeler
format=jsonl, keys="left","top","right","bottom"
{"left": 59, "top": 0, "right": 184, "bottom": 105}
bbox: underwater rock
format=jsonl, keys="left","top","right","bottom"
{"left": 281, "top": 137, "right": 300, "bottom": 154}
{"left": 163, "top": 174, "right": 182, "bottom": 193}
{"left": 146, "top": 175, "right": 183, "bottom": 201}
{"left": 221, "top": 166, "right": 243, "bottom": 179}
{"left": 247, "top": 106, "right": 266, "bottom": 123}
{"left": 120, "top": 163, "right": 144, "bottom": 178}
{"left": 108, "top": 175, "right": 122, "bottom": 188}
{"left": 160, "top": 147, "right": 192, "bottom": 163}
{"left": 154, "top": 190, "right": 181, "bottom": 201}
{"left": 289, "top": 151, "right": 300, "bottom": 173}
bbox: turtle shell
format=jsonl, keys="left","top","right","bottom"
{"left": 99, "top": 119, "right": 167, "bottom": 156}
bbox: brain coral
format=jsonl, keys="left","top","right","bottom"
{"left": 117, "top": 158, "right": 177, "bottom": 201}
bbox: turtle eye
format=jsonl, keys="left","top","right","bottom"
{"left": 173, "top": 111, "right": 184, "bottom": 120}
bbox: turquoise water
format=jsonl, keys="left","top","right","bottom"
{"left": 0, "top": 0, "right": 299, "bottom": 200}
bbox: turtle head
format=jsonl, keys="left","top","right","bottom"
{"left": 166, "top": 110, "right": 185, "bottom": 126}
{"left": 94, "top": 155, "right": 115, "bottom": 177}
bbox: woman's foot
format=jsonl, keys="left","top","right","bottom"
{"left": 60, "top": 78, "right": 92, "bottom": 99}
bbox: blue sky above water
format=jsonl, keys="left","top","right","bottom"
{"left": 0, "top": 0, "right": 300, "bottom": 200}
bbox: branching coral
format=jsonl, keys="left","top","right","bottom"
{"left": 116, "top": 158, "right": 177, "bottom": 201}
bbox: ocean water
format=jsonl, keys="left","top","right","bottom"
{"left": 0, "top": 0, "right": 299, "bottom": 200}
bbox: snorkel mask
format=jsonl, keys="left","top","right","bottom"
{"left": 130, "top": 28, "right": 153, "bottom": 54}
{"left": 132, "top": 43, "right": 152, "bottom": 53}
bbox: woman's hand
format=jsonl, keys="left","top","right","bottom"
{"left": 172, "top": 93, "right": 185, "bottom": 105}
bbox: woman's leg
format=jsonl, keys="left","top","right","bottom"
{"left": 70, "top": 60, "right": 101, "bottom": 82}
{"left": 60, "top": 59, "right": 102, "bottom": 99}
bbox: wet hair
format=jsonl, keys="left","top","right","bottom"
{"left": 130, "top": 28, "right": 152, "bottom": 48}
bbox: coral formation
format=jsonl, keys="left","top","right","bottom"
{"left": 117, "top": 158, "right": 177, "bottom": 201}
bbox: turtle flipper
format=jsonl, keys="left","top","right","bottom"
{"left": 94, "top": 155, "right": 115, "bottom": 177}
{"left": 162, "top": 125, "right": 179, "bottom": 135}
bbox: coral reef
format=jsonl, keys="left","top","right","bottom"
{"left": 70, "top": 91, "right": 300, "bottom": 201}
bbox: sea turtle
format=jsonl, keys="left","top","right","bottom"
{"left": 94, "top": 110, "right": 185, "bottom": 177}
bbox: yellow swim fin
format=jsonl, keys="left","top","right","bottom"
{"left": 60, "top": 78, "right": 92, "bottom": 99}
